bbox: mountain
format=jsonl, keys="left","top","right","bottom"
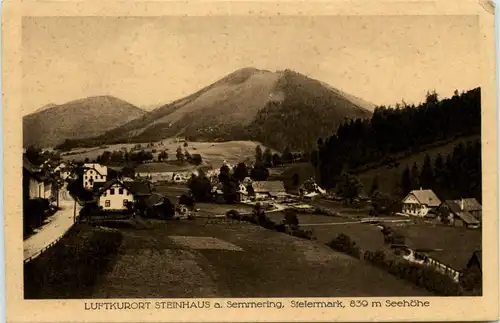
{"left": 23, "top": 96, "right": 146, "bottom": 148}
{"left": 73, "top": 68, "right": 375, "bottom": 151}
{"left": 140, "top": 103, "right": 165, "bottom": 111}
{"left": 32, "top": 103, "right": 58, "bottom": 114}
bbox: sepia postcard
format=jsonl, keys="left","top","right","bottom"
{"left": 3, "top": 0, "right": 499, "bottom": 322}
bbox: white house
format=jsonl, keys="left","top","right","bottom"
{"left": 236, "top": 183, "right": 250, "bottom": 202}
{"left": 83, "top": 164, "right": 108, "bottom": 190}
{"left": 401, "top": 188, "right": 441, "bottom": 217}
{"left": 172, "top": 173, "right": 187, "bottom": 184}
{"left": 94, "top": 179, "right": 134, "bottom": 212}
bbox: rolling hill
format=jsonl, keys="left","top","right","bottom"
{"left": 81, "top": 67, "right": 374, "bottom": 151}
{"left": 23, "top": 96, "right": 146, "bottom": 148}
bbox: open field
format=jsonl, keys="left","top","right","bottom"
{"left": 91, "top": 219, "right": 431, "bottom": 297}
{"left": 194, "top": 203, "right": 255, "bottom": 217}
{"left": 61, "top": 139, "right": 272, "bottom": 167}
{"left": 308, "top": 222, "right": 387, "bottom": 250}
{"left": 357, "top": 135, "right": 480, "bottom": 195}
{"left": 153, "top": 183, "right": 190, "bottom": 200}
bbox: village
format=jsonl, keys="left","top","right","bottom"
{"left": 22, "top": 141, "right": 483, "bottom": 297}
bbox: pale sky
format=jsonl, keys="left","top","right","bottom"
{"left": 22, "top": 15, "right": 480, "bottom": 115}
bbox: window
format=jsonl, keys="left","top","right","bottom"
{"left": 123, "top": 200, "right": 128, "bottom": 206}
{"left": 105, "top": 200, "right": 110, "bottom": 207}
{"left": 119, "top": 188, "right": 124, "bottom": 195}
{"left": 90, "top": 176, "right": 93, "bottom": 180}
{"left": 84, "top": 175, "right": 88, "bottom": 179}
{"left": 110, "top": 189, "right": 115, "bottom": 195}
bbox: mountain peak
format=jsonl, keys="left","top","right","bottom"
{"left": 23, "top": 96, "right": 146, "bottom": 148}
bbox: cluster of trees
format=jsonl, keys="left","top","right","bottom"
{"left": 335, "top": 172, "right": 364, "bottom": 205}
{"left": 313, "top": 88, "right": 481, "bottom": 189}
{"left": 254, "top": 145, "right": 307, "bottom": 169}
{"left": 188, "top": 164, "right": 246, "bottom": 204}
{"left": 95, "top": 149, "right": 154, "bottom": 165}
{"left": 176, "top": 146, "right": 203, "bottom": 166}
{"left": 187, "top": 161, "right": 272, "bottom": 204}
{"left": 399, "top": 140, "right": 481, "bottom": 201}
{"left": 25, "top": 146, "right": 61, "bottom": 166}
{"left": 327, "top": 233, "right": 361, "bottom": 258}
{"left": 23, "top": 198, "right": 55, "bottom": 237}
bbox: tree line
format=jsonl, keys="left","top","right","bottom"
{"left": 399, "top": 140, "right": 481, "bottom": 202}
{"left": 313, "top": 88, "right": 481, "bottom": 189}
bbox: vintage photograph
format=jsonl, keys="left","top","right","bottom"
{"left": 19, "top": 14, "right": 487, "bottom": 301}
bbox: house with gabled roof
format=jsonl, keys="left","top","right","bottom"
{"left": 437, "top": 199, "right": 481, "bottom": 228}
{"left": 401, "top": 188, "right": 441, "bottom": 217}
{"left": 94, "top": 179, "right": 135, "bottom": 212}
{"left": 250, "top": 181, "right": 287, "bottom": 200}
{"left": 82, "top": 163, "right": 108, "bottom": 190}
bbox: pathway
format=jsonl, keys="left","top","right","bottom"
{"left": 300, "top": 218, "right": 411, "bottom": 227}
{"left": 23, "top": 188, "right": 82, "bottom": 262}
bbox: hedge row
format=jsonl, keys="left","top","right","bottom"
{"left": 363, "top": 250, "right": 463, "bottom": 296}
{"left": 325, "top": 232, "right": 463, "bottom": 296}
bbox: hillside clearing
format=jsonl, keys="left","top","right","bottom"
{"left": 61, "top": 140, "right": 273, "bottom": 167}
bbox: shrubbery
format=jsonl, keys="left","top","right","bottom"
{"left": 287, "top": 227, "right": 315, "bottom": 240}
{"left": 363, "top": 250, "right": 463, "bottom": 296}
{"left": 310, "top": 206, "right": 342, "bottom": 217}
{"left": 327, "top": 233, "right": 361, "bottom": 258}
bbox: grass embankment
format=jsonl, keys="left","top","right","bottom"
{"left": 24, "top": 223, "right": 122, "bottom": 299}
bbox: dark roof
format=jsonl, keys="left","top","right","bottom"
{"left": 23, "top": 155, "right": 51, "bottom": 181}
{"left": 23, "top": 155, "right": 40, "bottom": 175}
{"left": 94, "top": 179, "right": 128, "bottom": 196}
{"left": 128, "top": 181, "right": 153, "bottom": 196}
{"left": 442, "top": 200, "right": 480, "bottom": 225}
{"left": 467, "top": 250, "right": 482, "bottom": 270}
{"left": 145, "top": 193, "right": 166, "bottom": 208}
{"left": 443, "top": 199, "right": 482, "bottom": 212}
